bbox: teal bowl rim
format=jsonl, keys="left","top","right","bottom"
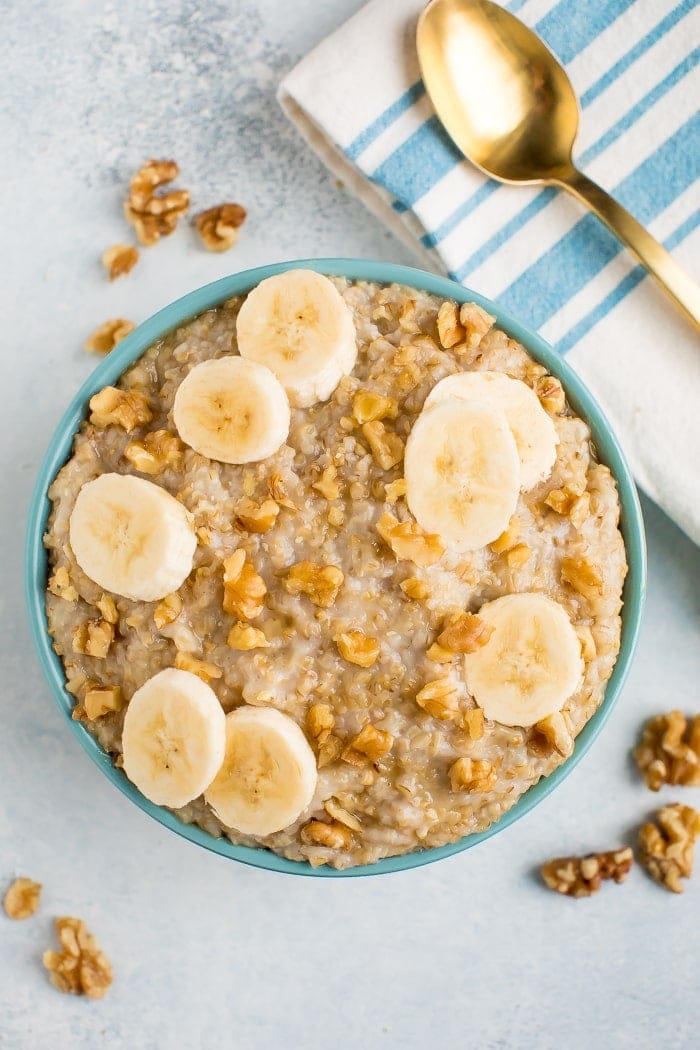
{"left": 25, "top": 258, "right": 646, "bottom": 878}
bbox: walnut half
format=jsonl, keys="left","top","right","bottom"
{"left": 43, "top": 917, "right": 113, "bottom": 999}
{"left": 3, "top": 877, "right": 42, "bottom": 920}
{"left": 634, "top": 711, "right": 700, "bottom": 791}
{"left": 194, "top": 203, "right": 246, "bottom": 252}
{"left": 284, "top": 561, "right": 344, "bottom": 609}
{"left": 638, "top": 803, "right": 700, "bottom": 893}
{"left": 541, "top": 848, "right": 633, "bottom": 897}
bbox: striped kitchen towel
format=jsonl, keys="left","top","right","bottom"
{"left": 279, "top": 0, "right": 700, "bottom": 544}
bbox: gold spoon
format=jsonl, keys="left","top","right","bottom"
{"left": 417, "top": 0, "right": 700, "bottom": 329}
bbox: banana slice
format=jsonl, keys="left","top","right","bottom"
{"left": 404, "top": 399, "right": 520, "bottom": 551}
{"left": 235, "top": 269, "right": 358, "bottom": 407}
{"left": 173, "top": 357, "right": 290, "bottom": 464}
{"left": 425, "top": 371, "right": 558, "bottom": 489}
{"left": 122, "top": 668, "right": 226, "bottom": 809}
{"left": 204, "top": 706, "right": 318, "bottom": 836}
{"left": 69, "top": 473, "right": 196, "bottom": 602}
{"left": 463, "top": 593, "right": 584, "bottom": 726}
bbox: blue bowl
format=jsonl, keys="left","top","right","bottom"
{"left": 25, "top": 259, "right": 646, "bottom": 877}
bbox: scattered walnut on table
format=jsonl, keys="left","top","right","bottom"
{"left": 638, "top": 803, "right": 700, "bottom": 893}
{"left": 376, "top": 512, "right": 444, "bottom": 567}
{"left": 222, "top": 549, "right": 267, "bottom": 620}
{"left": 342, "top": 723, "right": 393, "bottom": 765}
{"left": 123, "top": 430, "right": 184, "bottom": 475}
{"left": 633, "top": 711, "right": 700, "bottom": 791}
{"left": 284, "top": 561, "right": 344, "bottom": 609}
{"left": 3, "top": 877, "right": 42, "bottom": 920}
{"left": 84, "top": 319, "right": 136, "bottom": 355}
{"left": 84, "top": 686, "right": 123, "bottom": 721}
{"left": 89, "top": 386, "right": 152, "bottom": 431}
{"left": 125, "top": 158, "right": 190, "bottom": 246}
{"left": 48, "top": 566, "right": 78, "bottom": 603}
{"left": 415, "top": 677, "right": 460, "bottom": 720}
{"left": 334, "top": 630, "right": 380, "bottom": 668}
{"left": 100, "top": 243, "right": 138, "bottom": 280}
{"left": 448, "top": 757, "right": 496, "bottom": 793}
{"left": 194, "top": 203, "right": 246, "bottom": 252}
{"left": 174, "top": 651, "right": 222, "bottom": 682}
{"left": 43, "top": 917, "right": 113, "bottom": 999}
{"left": 352, "top": 389, "right": 398, "bottom": 425}
{"left": 541, "top": 847, "right": 633, "bottom": 897}
{"left": 226, "top": 622, "right": 269, "bottom": 651}
{"left": 437, "top": 611, "right": 494, "bottom": 654}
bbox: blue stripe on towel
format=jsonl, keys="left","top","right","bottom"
{"left": 452, "top": 50, "right": 698, "bottom": 279}
{"left": 557, "top": 208, "right": 700, "bottom": 353}
{"left": 497, "top": 113, "right": 700, "bottom": 330}
{"left": 346, "top": 81, "right": 425, "bottom": 162}
{"left": 536, "top": 0, "right": 637, "bottom": 65}
{"left": 369, "top": 115, "right": 462, "bottom": 208}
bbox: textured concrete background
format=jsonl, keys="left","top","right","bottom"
{"left": 1, "top": 2, "right": 699, "bottom": 1047}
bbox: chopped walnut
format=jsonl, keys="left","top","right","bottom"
{"left": 352, "top": 389, "right": 398, "bottom": 424}
{"left": 634, "top": 711, "right": 700, "bottom": 791}
{"left": 426, "top": 642, "right": 454, "bottom": 664}
{"left": 544, "top": 487, "right": 590, "bottom": 529}
{"left": 541, "top": 847, "right": 633, "bottom": 898}
{"left": 123, "top": 430, "right": 184, "bottom": 475}
{"left": 436, "top": 301, "right": 465, "bottom": 349}
{"left": 506, "top": 543, "right": 532, "bottom": 568}
{"left": 400, "top": 576, "right": 430, "bottom": 600}
{"left": 3, "top": 878, "right": 42, "bottom": 920}
{"left": 125, "top": 159, "right": 189, "bottom": 246}
{"left": 327, "top": 506, "right": 345, "bottom": 527}
{"left": 84, "top": 686, "right": 123, "bottom": 720}
{"left": 561, "top": 555, "right": 603, "bottom": 600}
{"left": 638, "top": 804, "right": 700, "bottom": 893}
{"left": 307, "top": 703, "right": 335, "bottom": 744}
{"left": 463, "top": 708, "right": 485, "bottom": 740}
{"left": 174, "top": 651, "right": 222, "bottom": 682}
{"left": 235, "top": 497, "right": 280, "bottom": 533}
{"left": 89, "top": 386, "right": 152, "bottom": 431}
{"left": 448, "top": 757, "right": 496, "bottom": 792}
{"left": 534, "top": 374, "right": 566, "bottom": 414}
{"left": 385, "top": 478, "right": 407, "bottom": 504}
{"left": 415, "top": 677, "right": 460, "bottom": 720}
{"left": 284, "top": 561, "right": 344, "bottom": 609}
{"left": 96, "top": 594, "right": 118, "bottom": 624}
{"left": 43, "top": 917, "right": 113, "bottom": 999}
{"left": 458, "top": 303, "right": 495, "bottom": 349}
{"left": 324, "top": 798, "right": 362, "bottom": 831}
{"left": 194, "top": 203, "right": 247, "bottom": 252}
{"left": 376, "top": 512, "right": 444, "bottom": 567}
{"left": 100, "top": 244, "right": 138, "bottom": 280}
{"left": 317, "top": 735, "right": 343, "bottom": 768}
{"left": 334, "top": 630, "right": 380, "bottom": 667}
{"left": 437, "top": 612, "right": 494, "bottom": 654}
{"left": 153, "top": 592, "right": 183, "bottom": 629}
{"left": 129, "top": 158, "right": 179, "bottom": 209}
{"left": 312, "top": 464, "right": 341, "bottom": 500}
{"left": 222, "top": 550, "right": 267, "bottom": 619}
{"left": 72, "top": 620, "right": 114, "bottom": 659}
{"left": 268, "top": 473, "right": 296, "bottom": 510}
{"left": 534, "top": 711, "right": 574, "bottom": 757}
{"left": 227, "top": 622, "right": 269, "bottom": 650}
{"left": 489, "top": 521, "right": 520, "bottom": 554}
{"left": 48, "top": 566, "right": 78, "bottom": 602}
{"left": 301, "top": 820, "right": 352, "bottom": 850}
{"left": 343, "top": 723, "right": 393, "bottom": 765}
{"left": 85, "top": 319, "right": 136, "bottom": 355}
{"left": 362, "top": 421, "right": 404, "bottom": 471}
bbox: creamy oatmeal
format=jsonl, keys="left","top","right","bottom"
{"left": 45, "top": 277, "right": 627, "bottom": 869}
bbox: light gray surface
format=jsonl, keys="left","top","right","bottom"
{"left": 1, "top": 2, "right": 699, "bottom": 1047}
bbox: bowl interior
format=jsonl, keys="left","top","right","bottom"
{"left": 25, "top": 259, "right": 646, "bottom": 877}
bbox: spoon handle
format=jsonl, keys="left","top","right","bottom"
{"left": 557, "top": 169, "right": 700, "bottom": 331}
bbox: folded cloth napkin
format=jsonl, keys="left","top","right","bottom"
{"left": 279, "top": 0, "right": 700, "bottom": 543}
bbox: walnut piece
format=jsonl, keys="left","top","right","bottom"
{"left": 334, "top": 630, "right": 380, "bottom": 668}
{"left": 324, "top": 797, "right": 362, "bottom": 831}
{"left": 3, "top": 877, "right": 42, "bottom": 920}
{"left": 227, "top": 622, "right": 269, "bottom": 650}
{"left": 124, "top": 430, "right": 184, "bottom": 475}
{"left": 317, "top": 735, "right": 343, "bottom": 769}
{"left": 96, "top": 594, "right": 118, "bottom": 624}
{"left": 194, "top": 203, "right": 247, "bottom": 252}
{"left": 43, "top": 917, "right": 113, "bottom": 999}
{"left": 534, "top": 711, "right": 574, "bottom": 757}
{"left": 415, "top": 677, "right": 460, "bottom": 720}
{"left": 125, "top": 159, "right": 189, "bottom": 246}
{"left": 385, "top": 478, "right": 407, "bottom": 505}
{"left": 301, "top": 820, "right": 352, "bottom": 850}
{"left": 638, "top": 804, "right": 700, "bottom": 893}
{"left": 174, "top": 652, "right": 222, "bottom": 682}
{"left": 48, "top": 566, "right": 78, "bottom": 602}
{"left": 312, "top": 464, "right": 341, "bottom": 500}
{"left": 72, "top": 620, "right": 114, "bottom": 659}
{"left": 284, "top": 561, "right": 344, "bottom": 609}
{"left": 463, "top": 708, "right": 485, "bottom": 740}
{"left": 437, "top": 612, "right": 494, "bottom": 654}
{"left": 561, "top": 555, "right": 604, "bottom": 600}
{"left": 235, "top": 497, "right": 280, "bottom": 533}
{"left": 85, "top": 319, "right": 136, "bottom": 355}
{"left": 534, "top": 374, "right": 566, "bottom": 414}
{"left": 307, "top": 703, "right": 335, "bottom": 744}
{"left": 544, "top": 487, "right": 590, "bottom": 530}
{"left": 458, "top": 303, "right": 495, "bottom": 349}
{"left": 541, "top": 848, "right": 633, "bottom": 898}
{"left": 436, "top": 301, "right": 465, "bottom": 349}
{"left": 426, "top": 641, "right": 454, "bottom": 664}
{"left": 376, "top": 512, "right": 444, "bottom": 567}
{"left": 633, "top": 711, "right": 700, "bottom": 791}
{"left": 100, "top": 244, "right": 138, "bottom": 280}
{"left": 489, "top": 521, "right": 520, "bottom": 554}
{"left": 352, "top": 389, "right": 398, "bottom": 424}
{"left": 89, "top": 386, "right": 152, "bottom": 431}
{"left": 362, "top": 421, "right": 404, "bottom": 471}
{"left": 342, "top": 723, "right": 393, "bottom": 765}
{"left": 448, "top": 757, "right": 496, "bottom": 792}
{"left": 268, "top": 473, "right": 296, "bottom": 510}
{"left": 222, "top": 550, "right": 267, "bottom": 620}
{"left": 84, "top": 686, "right": 123, "bottom": 720}
{"left": 153, "top": 592, "right": 183, "bottom": 629}
{"left": 400, "top": 576, "right": 430, "bottom": 600}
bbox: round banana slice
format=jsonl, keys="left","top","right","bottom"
{"left": 404, "top": 399, "right": 520, "bottom": 551}
{"left": 173, "top": 357, "right": 290, "bottom": 464}
{"left": 463, "top": 593, "right": 584, "bottom": 727}
{"left": 425, "top": 371, "right": 558, "bottom": 489}
{"left": 122, "top": 668, "right": 227, "bottom": 809}
{"left": 69, "top": 473, "right": 196, "bottom": 602}
{"left": 204, "top": 706, "right": 318, "bottom": 836}
{"left": 235, "top": 269, "right": 358, "bottom": 407}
